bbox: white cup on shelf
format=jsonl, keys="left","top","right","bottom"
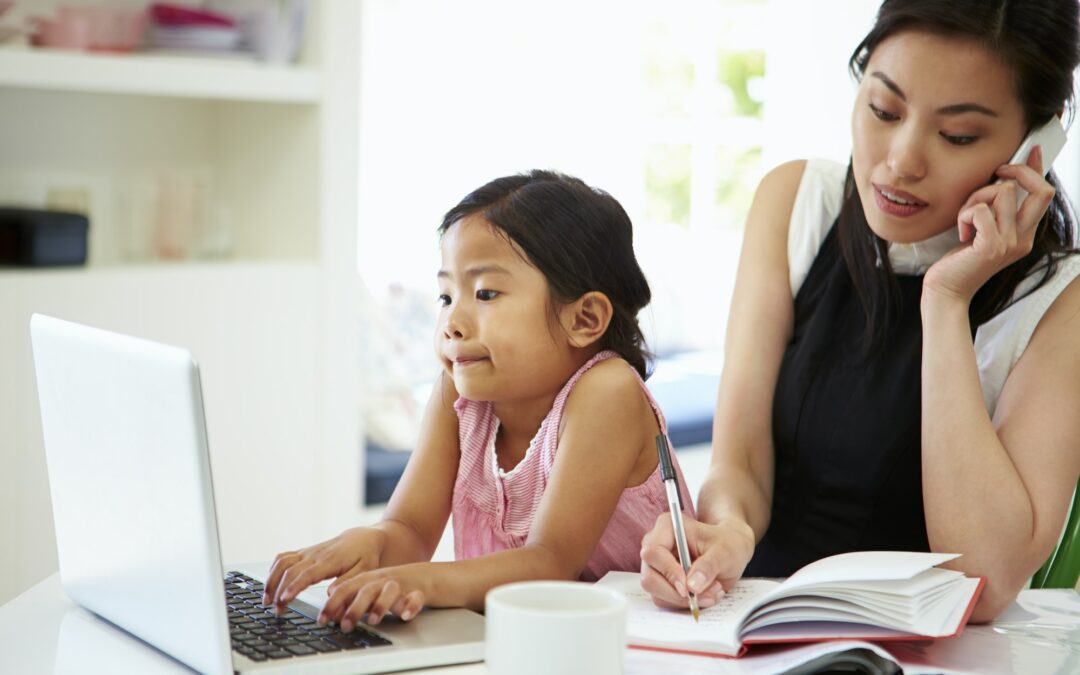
{"left": 485, "top": 581, "right": 627, "bottom": 675}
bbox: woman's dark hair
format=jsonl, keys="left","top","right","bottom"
{"left": 841, "top": 0, "right": 1080, "bottom": 352}
{"left": 438, "top": 170, "right": 654, "bottom": 379}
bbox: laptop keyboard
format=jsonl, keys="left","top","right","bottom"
{"left": 224, "top": 571, "right": 392, "bottom": 662}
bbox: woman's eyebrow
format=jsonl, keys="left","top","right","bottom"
{"left": 870, "top": 71, "right": 999, "bottom": 117}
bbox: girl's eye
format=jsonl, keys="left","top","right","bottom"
{"left": 437, "top": 294, "right": 451, "bottom": 307}
{"left": 869, "top": 103, "right": 899, "bottom": 122}
{"left": 941, "top": 133, "right": 977, "bottom": 146}
{"left": 476, "top": 289, "right": 499, "bottom": 301}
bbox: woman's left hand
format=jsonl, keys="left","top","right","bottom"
{"left": 924, "top": 145, "right": 1056, "bottom": 304}
{"left": 317, "top": 563, "right": 432, "bottom": 632}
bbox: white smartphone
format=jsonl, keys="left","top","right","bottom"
{"left": 1000, "top": 115, "right": 1068, "bottom": 208}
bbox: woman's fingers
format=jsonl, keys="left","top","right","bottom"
{"left": 639, "top": 555, "right": 688, "bottom": 608}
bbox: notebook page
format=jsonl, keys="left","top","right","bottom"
{"left": 597, "top": 571, "right": 780, "bottom": 655}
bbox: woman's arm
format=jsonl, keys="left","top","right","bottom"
{"left": 922, "top": 273, "right": 1080, "bottom": 621}
{"left": 921, "top": 158, "right": 1080, "bottom": 621}
{"left": 318, "top": 359, "right": 662, "bottom": 627}
{"left": 641, "top": 160, "right": 804, "bottom": 606}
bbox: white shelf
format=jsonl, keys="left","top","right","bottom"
{"left": 0, "top": 259, "right": 320, "bottom": 283}
{"left": 0, "top": 48, "right": 321, "bottom": 103}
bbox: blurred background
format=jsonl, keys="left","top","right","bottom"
{"left": 3, "top": 0, "right": 1079, "bottom": 606}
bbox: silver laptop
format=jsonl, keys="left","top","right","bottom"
{"left": 30, "top": 314, "right": 485, "bottom": 675}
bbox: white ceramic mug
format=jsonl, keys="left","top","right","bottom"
{"left": 485, "top": 581, "right": 627, "bottom": 675}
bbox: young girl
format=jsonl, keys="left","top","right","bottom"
{"left": 263, "top": 170, "right": 693, "bottom": 631}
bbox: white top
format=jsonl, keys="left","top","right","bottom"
{"left": 787, "top": 158, "right": 1080, "bottom": 416}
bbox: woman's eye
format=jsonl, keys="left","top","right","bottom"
{"left": 437, "top": 294, "right": 451, "bottom": 307}
{"left": 941, "top": 133, "right": 977, "bottom": 146}
{"left": 476, "top": 289, "right": 499, "bottom": 301}
{"left": 869, "top": 103, "right": 899, "bottom": 122}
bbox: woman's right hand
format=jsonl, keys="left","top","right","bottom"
{"left": 263, "top": 527, "right": 389, "bottom": 612}
{"left": 639, "top": 513, "right": 755, "bottom": 609}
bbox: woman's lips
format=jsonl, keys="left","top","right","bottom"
{"left": 873, "top": 183, "right": 928, "bottom": 217}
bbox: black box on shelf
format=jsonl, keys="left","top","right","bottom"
{"left": 0, "top": 207, "right": 89, "bottom": 267}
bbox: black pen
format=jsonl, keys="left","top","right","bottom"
{"left": 656, "top": 434, "right": 699, "bottom": 621}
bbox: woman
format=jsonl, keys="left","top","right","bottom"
{"left": 641, "top": 0, "right": 1080, "bottom": 622}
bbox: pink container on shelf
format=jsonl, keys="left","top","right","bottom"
{"left": 31, "top": 5, "right": 148, "bottom": 53}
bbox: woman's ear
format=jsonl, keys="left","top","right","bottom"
{"left": 561, "top": 291, "right": 613, "bottom": 349}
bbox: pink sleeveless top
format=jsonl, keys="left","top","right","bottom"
{"left": 451, "top": 350, "right": 696, "bottom": 581}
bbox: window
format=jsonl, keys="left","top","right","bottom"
{"left": 355, "top": 0, "right": 880, "bottom": 452}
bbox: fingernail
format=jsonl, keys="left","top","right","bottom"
{"left": 368, "top": 612, "right": 382, "bottom": 625}
{"left": 262, "top": 594, "right": 269, "bottom": 605}
{"left": 675, "top": 580, "right": 687, "bottom": 598}
{"left": 282, "top": 593, "right": 292, "bottom": 603}
{"left": 688, "top": 572, "right": 706, "bottom": 593}
{"left": 401, "top": 609, "right": 413, "bottom": 621}
{"left": 317, "top": 613, "right": 327, "bottom": 626}
{"left": 341, "top": 620, "right": 352, "bottom": 632}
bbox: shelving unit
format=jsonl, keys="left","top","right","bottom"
{"left": 1, "top": 0, "right": 364, "bottom": 607}
{"left": 0, "top": 48, "right": 322, "bottom": 102}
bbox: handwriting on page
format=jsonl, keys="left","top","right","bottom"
{"left": 624, "top": 580, "right": 777, "bottom": 645}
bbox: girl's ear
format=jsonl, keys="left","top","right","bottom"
{"left": 561, "top": 291, "right": 613, "bottom": 349}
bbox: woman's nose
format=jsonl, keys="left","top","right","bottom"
{"left": 887, "top": 129, "right": 927, "bottom": 181}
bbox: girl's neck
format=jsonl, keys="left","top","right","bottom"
{"left": 491, "top": 345, "right": 603, "bottom": 445}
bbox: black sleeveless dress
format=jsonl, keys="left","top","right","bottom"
{"left": 743, "top": 223, "right": 931, "bottom": 577}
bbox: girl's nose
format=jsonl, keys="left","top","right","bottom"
{"left": 443, "top": 308, "right": 467, "bottom": 340}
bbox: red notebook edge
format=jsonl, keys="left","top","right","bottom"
{"left": 626, "top": 576, "right": 987, "bottom": 660}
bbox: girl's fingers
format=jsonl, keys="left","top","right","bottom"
{"left": 399, "top": 590, "right": 425, "bottom": 621}
{"left": 328, "top": 558, "right": 376, "bottom": 594}
{"left": 273, "top": 558, "right": 318, "bottom": 610}
{"left": 319, "top": 578, "right": 362, "bottom": 626}
{"left": 340, "top": 583, "right": 384, "bottom": 633}
{"left": 365, "top": 581, "right": 401, "bottom": 626}
{"left": 263, "top": 551, "right": 300, "bottom": 604}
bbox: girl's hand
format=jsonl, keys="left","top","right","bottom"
{"left": 263, "top": 527, "right": 388, "bottom": 612}
{"left": 924, "top": 145, "right": 1056, "bottom": 305}
{"left": 318, "top": 563, "right": 432, "bottom": 631}
{"left": 639, "top": 513, "right": 755, "bottom": 610}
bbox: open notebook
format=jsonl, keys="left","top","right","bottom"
{"left": 598, "top": 551, "right": 984, "bottom": 658}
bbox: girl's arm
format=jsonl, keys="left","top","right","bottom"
{"left": 317, "top": 358, "right": 663, "bottom": 629}
{"left": 265, "top": 373, "right": 460, "bottom": 607}
{"left": 641, "top": 160, "right": 803, "bottom": 607}
{"left": 921, "top": 160, "right": 1080, "bottom": 622}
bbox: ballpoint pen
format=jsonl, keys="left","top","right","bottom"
{"left": 655, "top": 434, "right": 700, "bottom": 621}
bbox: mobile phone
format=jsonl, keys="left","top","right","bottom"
{"left": 1000, "top": 115, "right": 1068, "bottom": 208}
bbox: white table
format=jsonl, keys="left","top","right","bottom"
{"left": 2, "top": 571, "right": 1078, "bottom": 674}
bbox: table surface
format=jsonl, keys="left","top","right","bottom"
{"left": 2, "top": 571, "right": 1079, "bottom": 674}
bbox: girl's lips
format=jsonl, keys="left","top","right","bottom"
{"left": 453, "top": 357, "right": 488, "bottom": 366}
{"left": 873, "top": 184, "right": 928, "bottom": 217}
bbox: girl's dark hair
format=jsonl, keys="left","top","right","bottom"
{"left": 841, "top": 0, "right": 1080, "bottom": 352}
{"left": 438, "top": 170, "right": 654, "bottom": 379}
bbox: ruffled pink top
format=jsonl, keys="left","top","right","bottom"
{"left": 451, "top": 350, "right": 695, "bottom": 581}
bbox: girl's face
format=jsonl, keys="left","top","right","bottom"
{"left": 435, "top": 215, "right": 577, "bottom": 404}
{"left": 851, "top": 29, "right": 1028, "bottom": 243}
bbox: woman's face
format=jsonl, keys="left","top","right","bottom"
{"left": 851, "top": 29, "right": 1028, "bottom": 243}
